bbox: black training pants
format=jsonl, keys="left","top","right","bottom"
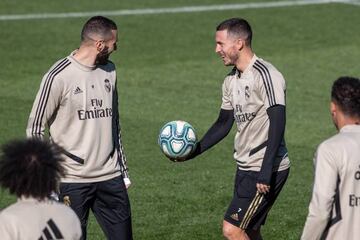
{"left": 59, "top": 176, "right": 132, "bottom": 240}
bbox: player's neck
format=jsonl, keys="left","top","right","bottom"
{"left": 235, "top": 50, "right": 254, "bottom": 73}
{"left": 72, "top": 46, "right": 97, "bottom": 67}
{"left": 336, "top": 114, "right": 360, "bottom": 130}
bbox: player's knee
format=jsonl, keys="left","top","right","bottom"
{"left": 223, "top": 221, "right": 247, "bottom": 240}
{"left": 222, "top": 226, "right": 233, "bottom": 240}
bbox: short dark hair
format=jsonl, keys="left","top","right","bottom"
{"left": 216, "top": 18, "right": 252, "bottom": 46}
{"left": 0, "top": 139, "right": 64, "bottom": 199}
{"left": 81, "top": 16, "right": 117, "bottom": 42}
{"left": 331, "top": 76, "right": 360, "bottom": 119}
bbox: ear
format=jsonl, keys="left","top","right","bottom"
{"left": 236, "top": 38, "right": 245, "bottom": 51}
{"left": 330, "top": 101, "right": 338, "bottom": 119}
{"left": 95, "top": 40, "right": 105, "bottom": 52}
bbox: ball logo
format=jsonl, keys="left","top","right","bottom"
{"left": 104, "top": 79, "right": 111, "bottom": 92}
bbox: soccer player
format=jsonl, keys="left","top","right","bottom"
{"left": 0, "top": 138, "right": 82, "bottom": 239}
{"left": 177, "top": 18, "right": 290, "bottom": 240}
{"left": 301, "top": 77, "right": 360, "bottom": 240}
{"left": 26, "top": 16, "right": 132, "bottom": 239}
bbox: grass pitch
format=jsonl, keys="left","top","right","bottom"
{"left": 0, "top": 1, "right": 359, "bottom": 239}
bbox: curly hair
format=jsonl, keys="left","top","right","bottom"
{"left": 331, "top": 76, "right": 360, "bottom": 119}
{"left": 0, "top": 138, "right": 64, "bottom": 199}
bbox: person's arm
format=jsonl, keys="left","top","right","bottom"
{"left": 183, "top": 108, "right": 234, "bottom": 161}
{"left": 112, "top": 80, "right": 130, "bottom": 188}
{"left": 256, "top": 105, "right": 285, "bottom": 190}
{"left": 26, "top": 60, "right": 68, "bottom": 138}
{"left": 301, "top": 144, "right": 339, "bottom": 240}
{"left": 254, "top": 62, "right": 287, "bottom": 193}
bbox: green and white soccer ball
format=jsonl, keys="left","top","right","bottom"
{"left": 158, "top": 120, "right": 197, "bottom": 160}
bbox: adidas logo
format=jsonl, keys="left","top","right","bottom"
{"left": 230, "top": 213, "right": 239, "bottom": 221}
{"left": 39, "top": 219, "right": 64, "bottom": 240}
{"left": 74, "top": 87, "right": 83, "bottom": 94}
{"left": 63, "top": 196, "right": 71, "bottom": 206}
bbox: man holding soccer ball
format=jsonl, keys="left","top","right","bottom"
{"left": 175, "top": 18, "right": 290, "bottom": 240}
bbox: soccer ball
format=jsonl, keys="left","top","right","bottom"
{"left": 158, "top": 120, "right": 197, "bottom": 160}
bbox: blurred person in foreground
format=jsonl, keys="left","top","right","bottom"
{"left": 301, "top": 76, "right": 360, "bottom": 240}
{"left": 0, "top": 138, "right": 82, "bottom": 239}
{"left": 26, "top": 15, "right": 132, "bottom": 239}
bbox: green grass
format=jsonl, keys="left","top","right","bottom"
{"left": 0, "top": 0, "right": 293, "bottom": 15}
{"left": 0, "top": 1, "right": 360, "bottom": 239}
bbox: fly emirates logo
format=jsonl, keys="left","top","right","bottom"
{"left": 349, "top": 166, "right": 360, "bottom": 207}
{"left": 77, "top": 98, "right": 112, "bottom": 120}
{"left": 234, "top": 104, "right": 256, "bottom": 125}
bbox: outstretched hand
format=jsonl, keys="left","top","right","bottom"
{"left": 168, "top": 142, "right": 201, "bottom": 162}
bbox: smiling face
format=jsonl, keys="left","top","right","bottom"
{"left": 215, "top": 30, "right": 241, "bottom": 66}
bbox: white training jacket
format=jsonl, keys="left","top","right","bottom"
{"left": 26, "top": 52, "right": 129, "bottom": 183}
{"left": 301, "top": 124, "right": 360, "bottom": 240}
{"left": 0, "top": 197, "right": 81, "bottom": 240}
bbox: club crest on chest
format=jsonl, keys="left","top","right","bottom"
{"left": 104, "top": 79, "right": 111, "bottom": 92}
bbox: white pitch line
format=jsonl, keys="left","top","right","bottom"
{"left": 344, "top": 0, "right": 360, "bottom": 5}
{"left": 0, "top": 0, "right": 357, "bottom": 21}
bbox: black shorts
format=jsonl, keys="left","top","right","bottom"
{"left": 59, "top": 176, "right": 132, "bottom": 240}
{"left": 224, "top": 168, "right": 289, "bottom": 230}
